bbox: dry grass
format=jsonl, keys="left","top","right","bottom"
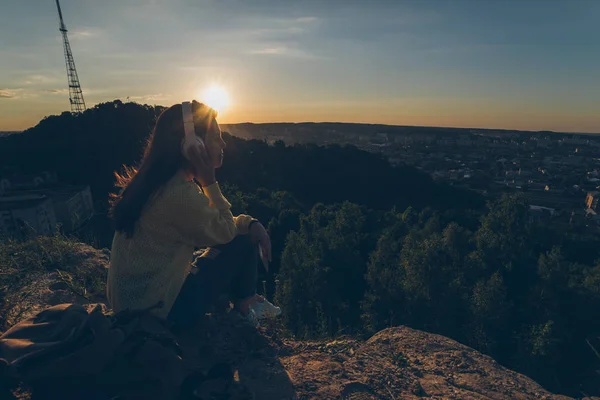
{"left": 0, "top": 235, "right": 108, "bottom": 332}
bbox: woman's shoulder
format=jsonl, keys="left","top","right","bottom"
{"left": 159, "top": 172, "right": 208, "bottom": 205}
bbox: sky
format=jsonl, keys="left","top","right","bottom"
{"left": 1, "top": 0, "right": 599, "bottom": 133}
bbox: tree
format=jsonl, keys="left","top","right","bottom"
{"left": 276, "top": 202, "right": 373, "bottom": 337}
{"left": 362, "top": 210, "right": 408, "bottom": 332}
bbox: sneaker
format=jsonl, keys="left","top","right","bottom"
{"left": 249, "top": 296, "right": 282, "bottom": 319}
{"left": 228, "top": 307, "right": 259, "bottom": 328}
{"left": 246, "top": 308, "right": 259, "bottom": 327}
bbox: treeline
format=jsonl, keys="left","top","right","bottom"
{"left": 1, "top": 101, "right": 599, "bottom": 396}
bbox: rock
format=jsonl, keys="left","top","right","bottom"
{"left": 279, "top": 327, "right": 575, "bottom": 400}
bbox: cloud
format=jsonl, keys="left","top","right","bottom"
{"left": 70, "top": 28, "right": 103, "bottom": 40}
{"left": 43, "top": 89, "right": 69, "bottom": 94}
{"left": 23, "top": 75, "right": 57, "bottom": 85}
{"left": 127, "top": 93, "right": 171, "bottom": 102}
{"left": 295, "top": 17, "right": 318, "bottom": 23}
{"left": 248, "top": 26, "right": 305, "bottom": 37}
{"left": 242, "top": 16, "right": 320, "bottom": 39}
{"left": 248, "top": 46, "right": 317, "bottom": 59}
{"left": 250, "top": 47, "right": 288, "bottom": 55}
{"left": 0, "top": 89, "right": 15, "bottom": 98}
{"left": 0, "top": 88, "right": 39, "bottom": 100}
{"left": 93, "top": 53, "right": 135, "bottom": 61}
{"left": 108, "top": 69, "right": 160, "bottom": 76}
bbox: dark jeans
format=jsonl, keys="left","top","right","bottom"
{"left": 168, "top": 235, "right": 258, "bottom": 329}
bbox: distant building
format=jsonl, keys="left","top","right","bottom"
{"left": 46, "top": 185, "right": 94, "bottom": 232}
{"left": 570, "top": 209, "right": 586, "bottom": 226}
{"left": 0, "top": 131, "right": 21, "bottom": 138}
{"left": 562, "top": 135, "right": 588, "bottom": 146}
{"left": 536, "top": 138, "right": 551, "bottom": 148}
{"left": 1, "top": 171, "right": 58, "bottom": 191}
{"left": 518, "top": 168, "right": 532, "bottom": 177}
{"left": 529, "top": 205, "right": 556, "bottom": 222}
{"left": 457, "top": 137, "right": 473, "bottom": 147}
{"left": 0, "top": 194, "right": 57, "bottom": 239}
{"left": 586, "top": 192, "right": 599, "bottom": 211}
{"left": 0, "top": 171, "right": 94, "bottom": 237}
{"left": 376, "top": 132, "right": 389, "bottom": 142}
{"left": 585, "top": 208, "right": 600, "bottom": 226}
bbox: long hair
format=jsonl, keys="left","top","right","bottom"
{"left": 109, "top": 100, "right": 217, "bottom": 237}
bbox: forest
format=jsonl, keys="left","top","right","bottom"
{"left": 1, "top": 100, "right": 599, "bottom": 396}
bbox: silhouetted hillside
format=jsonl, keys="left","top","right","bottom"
{"left": 0, "top": 101, "right": 481, "bottom": 214}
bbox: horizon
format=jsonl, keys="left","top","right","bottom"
{"left": 2, "top": 112, "right": 600, "bottom": 136}
{"left": 1, "top": 0, "right": 599, "bottom": 132}
{"left": 3, "top": 106, "right": 599, "bottom": 136}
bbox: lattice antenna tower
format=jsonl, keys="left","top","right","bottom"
{"left": 55, "top": 0, "right": 86, "bottom": 113}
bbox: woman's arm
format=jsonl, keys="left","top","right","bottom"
{"left": 170, "top": 180, "right": 255, "bottom": 247}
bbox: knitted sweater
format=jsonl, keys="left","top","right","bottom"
{"left": 107, "top": 171, "right": 254, "bottom": 318}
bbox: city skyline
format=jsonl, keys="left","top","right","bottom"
{"left": 1, "top": 0, "right": 599, "bottom": 133}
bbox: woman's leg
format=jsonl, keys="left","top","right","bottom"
{"left": 167, "top": 235, "right": 259, "bottom": 329}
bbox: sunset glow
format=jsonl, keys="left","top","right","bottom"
{"left": 1, "top": 1, "right": 599, "bottom": 133}
{"left": 201, "top": 85, "right": 230, "bottom": 114}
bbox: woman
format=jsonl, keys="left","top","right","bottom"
{"left": 107, "top": 100, "right": 280, "bottom": 329}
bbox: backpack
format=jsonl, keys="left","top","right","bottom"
{"left": 0, "top": 302, "right": 188, "bottom": 400}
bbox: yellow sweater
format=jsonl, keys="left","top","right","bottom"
{"left": 107, "top": 171, "right": 254, "bottom": 318}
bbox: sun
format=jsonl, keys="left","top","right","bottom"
{"left": 201, "top": 84, "right": 230, "bottom": 113}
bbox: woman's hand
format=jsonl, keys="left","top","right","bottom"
{"left": 187, "top": 145, "right": 216, "bottom": 187}
{"left": 249, "top": 222, "right": 271, "bottom": 272}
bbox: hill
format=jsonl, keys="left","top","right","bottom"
{"left": 221, "top": 122, "right": 600, "bottom": 141}
{"left": 0, "top": 101, "right": 480, "bottom": 213}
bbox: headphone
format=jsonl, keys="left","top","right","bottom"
{"left": 181, "top": 101, "right": 205, "bottom": 160}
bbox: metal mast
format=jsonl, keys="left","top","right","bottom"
{"left": 55, "top": 0, "right": 86, "bottom": 113}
